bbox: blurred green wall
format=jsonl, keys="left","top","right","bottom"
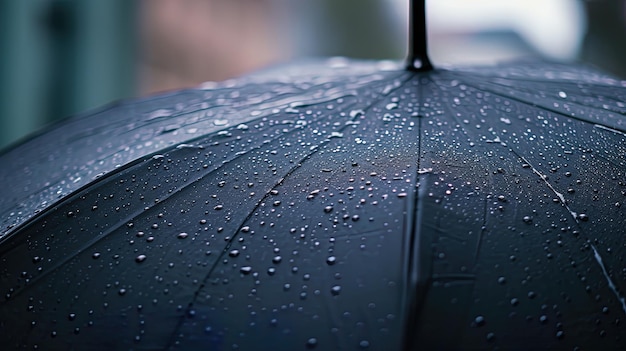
{"left": 0, "top": 0, "right": 136, "bottom": 150}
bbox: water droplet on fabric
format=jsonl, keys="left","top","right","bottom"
{"left": 474, "top": 315, "right": 485, "bottom": 326}
{"left": 385, "top": 103, "right": 398, "bottom": 110}
{"left": 306, "top": 338, "right": 318, "bottom": 348}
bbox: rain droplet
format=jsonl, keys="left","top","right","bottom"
{"left": 326, "top": 256, "right": 337, "bottom": 265}
{"left": 324, "top": 205, "right": 333, "bottom": 213}
{"left": 135, "top": 255, "right": 147, "bottom": 263}
{"left": 349, "top": 109, "right": 364, "bottom": 118}
{"left": 306, "top": 338, "right": 318, "bottom": 348}
{"left": 177, "top": 232, "right": 188, "bottom": 239}
{"left": 474, "top": 315, "right": 485, "bottom": 326}
{"left": 229, "top": 250, "right": 240, "bottom": 257}
{"left": 385, "top": 103, "right": 398, "bottom": 110}
{"left": 331, "top": 285, "right": 342, "bottom": 295}
{"left": 240, "top": 266, "right": 252, "bottom": 275}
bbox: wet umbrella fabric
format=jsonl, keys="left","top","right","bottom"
{"left": 0, "top": 59, "right": 625, "bottom": 350}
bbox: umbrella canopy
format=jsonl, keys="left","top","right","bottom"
{"left": 1, "top": 1, "right": 626, "bottom": 350}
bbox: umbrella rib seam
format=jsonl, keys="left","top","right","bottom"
{"left": 402, "top": 74, "right": 431, "bottom": 351}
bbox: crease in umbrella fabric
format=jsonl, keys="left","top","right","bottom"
{"left": 0, "top": 59, "right": 625, "bottom": 350}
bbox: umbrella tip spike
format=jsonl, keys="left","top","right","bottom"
{"left": 406, "top": 0, "right": 434, "bottom": 72}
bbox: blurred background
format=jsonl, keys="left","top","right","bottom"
{"left": 0, "top": 0, "right": 625, "bottom": 150}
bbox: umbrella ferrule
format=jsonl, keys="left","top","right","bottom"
{"left": 406, "top": 0, "right": 433, "bottom": 71}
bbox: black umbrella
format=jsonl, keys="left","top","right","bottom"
{"left": 1, "top": 1, "right": 626, "bottom": 349}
